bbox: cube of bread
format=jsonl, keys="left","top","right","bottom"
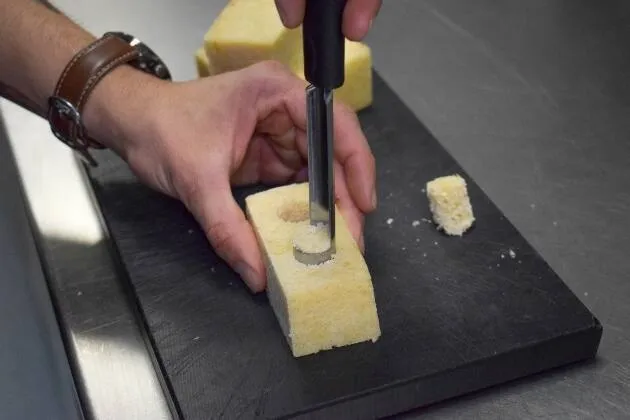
{"left": 203, "top": 0, "right": 302, "bottom": 75}
{"left": 426, "top": 174, "right": 475, "bottom": 236}
{"left": 245, "top": 183, "right": 381, "bottom": 357}
{"left": 199, "top": 0, "right": 373, "bottom": 111}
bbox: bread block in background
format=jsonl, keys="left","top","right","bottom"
{"left": 197, "top": 0, "right": 373, "bottom": 111}
{"left": 245, "top": 183, "right": 381, "bottom": 357}
{"left": 194, "top": 47, "right": 212, "bottom": 78}
{"left": 203, "top": 0, "right": 302, "bottom": 75}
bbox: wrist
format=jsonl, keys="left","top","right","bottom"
{"left": 82, "top": 64, "right": 169, "bottom": 159}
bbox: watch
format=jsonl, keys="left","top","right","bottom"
{"left": 47, "top": 31, "right": 171, "bottom": 166}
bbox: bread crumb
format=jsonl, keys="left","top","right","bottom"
{"left": 193, "top": 336, "right": 200, "bottom": 341}
{"left": 412, "top": 220, "right": 420, "bottom": 227}
{"left": 386, "top": 218, "right": 394, "bottom": 225}
{"left": 77, "top": 291, "right": 83, "bottom": 296}
{"left": 508, "top": 249, "right": 516, "bottom": 259}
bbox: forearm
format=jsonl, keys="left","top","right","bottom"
{"left": 0, "top": 0, "right": 96, "bottom": 115}
{"left": 0, "top": 0, "right": 165, "bottom": 154}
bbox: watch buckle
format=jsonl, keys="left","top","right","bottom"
{"left": 48, "top": 96, "right": 98, "bottom": 167}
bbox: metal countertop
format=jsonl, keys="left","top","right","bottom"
{"left": 1, "top": 0, "right": 628, "bottom": 418}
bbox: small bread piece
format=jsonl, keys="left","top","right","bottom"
{"left": 245, "top": 183, "right": 381, "bottom": 357}
{"left": 426, "top": 174, "right": 475, "bottom": 236}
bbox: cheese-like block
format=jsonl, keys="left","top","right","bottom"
{"left": 199, "top": 0, "right": 373, "bottom": 111}
{"left": 426, "top": 174, "right": 475, "bottom": 236}
{"left": 203, "top": 0, "right": 302, "bottom": 75}
{"left": 245, "top": 182, "right": 381, "bottom": 357}
{"left": 194, "top": 47, "right": 211, "bottom": 78}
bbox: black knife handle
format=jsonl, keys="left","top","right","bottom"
{"left": 303, "top": 0, "right": 347, "bottom": 89}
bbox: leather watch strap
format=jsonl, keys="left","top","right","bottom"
{"left": 48, "top": 34, "right": 140, "bottom": 165}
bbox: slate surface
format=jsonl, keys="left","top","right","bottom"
{"left": 88, "top": 72, "right": 602, "bottom": 419}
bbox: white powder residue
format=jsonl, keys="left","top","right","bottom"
{"left": 386, "top": 218, "right": 394, "bottom": 225}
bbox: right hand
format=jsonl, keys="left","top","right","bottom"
{"left": 274, "top": 0, "right": 382, "bottom": 41}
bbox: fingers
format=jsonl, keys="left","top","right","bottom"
{"left": 275, "top": 0, "right": 381, "bottom": 40}
{"left": 181, "top": 173, "right": 266, "bottom": 293}
{"left": 334, "top": 161, "right": 366, "bottom": 252}
{"left": 275, "top": 0, "right": 305, "bottom": 28}
{"left": 343, "top": 0, "right": 382, "bottom": 40}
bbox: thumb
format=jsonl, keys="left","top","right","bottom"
{"left": 185, "top": 179, "right": 266, "bottom": 293}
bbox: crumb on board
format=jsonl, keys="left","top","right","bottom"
{"left": 193, "top": 336, "right": 200, "bottom": 341}
{"left": 412, "top": 220, "right": 420, "bottom": 227}
{"left": 434, "top": 241, "right": 438, "bottom": 246}
{"left": 509, "top": 249, "right": 516, "bottom": 259}
{"left": 188, "top": 229, "right": 194, "bottom": 234}
{"left": 77, "top": 291, "right": 82, "bottom": 296}
{"left": 386, "top": 218, "right": 394, "bottom": 225}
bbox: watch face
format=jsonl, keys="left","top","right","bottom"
{"left": 104, "top": 31, "right": 172, "bottom": 80}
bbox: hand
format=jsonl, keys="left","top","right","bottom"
{"left": 92, "top": 61, "right": 376, "bottom": 293}
{"left": 274, "top": 0, "right": 382, "bottom": 41}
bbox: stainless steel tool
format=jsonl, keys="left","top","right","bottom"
{"left": 293, "top": 0, "right": 347, "bottom": 265}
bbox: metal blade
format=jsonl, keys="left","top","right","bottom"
{"left": 294, "top": 85, "right": 336, "bottom": 265}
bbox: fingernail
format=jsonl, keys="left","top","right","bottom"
{"left": 235, "top": 262, "right": 260, "bottom": 292}
{"left": 359, "top": 234, "right": 365, "bottom": 253}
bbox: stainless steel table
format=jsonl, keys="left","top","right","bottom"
{"left": 1, "top": 0, "right": 628, "bottom": 418}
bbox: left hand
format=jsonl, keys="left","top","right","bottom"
{"left": 87, "top": 61, "right": 376, "bottom": 293}
{"left": 274, "top": 0, "right": 382, "bottom": 41}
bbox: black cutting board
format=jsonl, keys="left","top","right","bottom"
{"left": 88, "top": 72, "right": 602, "bottom": 420}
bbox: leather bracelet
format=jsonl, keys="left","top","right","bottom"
{"left": 47, "top": 34, "right": 140, "bottom": 166}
